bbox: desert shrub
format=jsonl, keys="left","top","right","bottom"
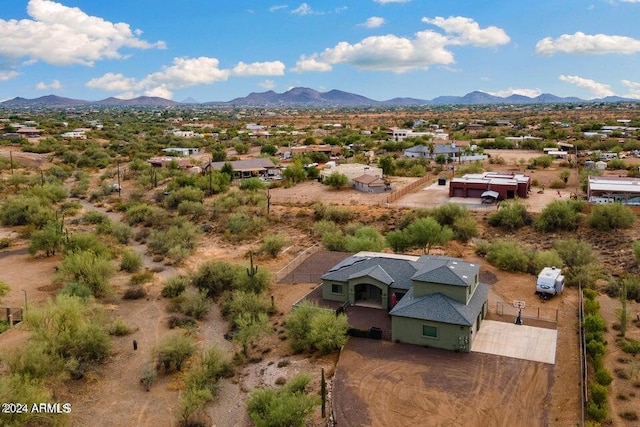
{"left": 633, "top": 240, "right": 640, "bottom": 264}
{"left": 183, "top": 345, "right": 233, "bottom": 394}
{"left": 312, "top": 219, "right": 340, "bottom": 236}
{"left": 530, "top": 249, "right": 564, "bottom": 275}
{"left": 588, "top": 203, "right": 636, "bottom": 231}
{"left": 125, "top": 203, "right": 165, "bottom": 226}
{"left": 345, "top": 226, "right": 386, "bottom": 253}
{"left": 323, "top": 171, "right": 349, "bottom": 189}
{"left": 529, "top": 155, "right": 554, "bottom": 169}
{"left": 239, "top": 177, "right": 266, "bottom": 191}
{"left": 26, "top": 294, "right": 111, "bottom": 365}
{"left": 0, "top": 376, "right": 61, "bottom": 426}
{"left": 595, "top": 368, "right": 613, "bottom": 386}
{"left": 586, "top": 401, "right": 607, "bottom": 422}
{"left": 321, "top": 230, "right": 347, "bottom": 252}
{"left": 225, "top": 211, "right": 266, "bottom": 241}
{"left": 177, "top": 200, "right": 206, "bottom": 220}
{"left": 488, "top": 200, "right": 530, "bottom": 231}
{"left": 221, "top": 290, "right": 271, "bottom": 327}
{"left": 120, "top": 249, "right": 143, "bottom": 273}
{"left": 260, "top": 234, "right": 289, "bottom": 258}
{"left": 0, "top": 237, "right": 11, "bottom": 249}
{"left": 485, "top": 241, "right": 531, "bottom": 273}
{"left": 64, "top": 233, "right": 110, "bottom": 258}
{"left": 59, "top": 282, "right": 93, "bottom": 300}
{"left": 161, "top": 275, "right": 188, "bottom": 298}
{"left": 129, "top": 271, "right": 154, "bottom": 286}
{"left": 234, "top": 267, "right": 271, "bottom": 294}
{"left": 405, "top": 217, "right": 453, "bottom": 254}
{"left": 57, "top": 251, "right": 114, "bottom": 298}
{"left": 313, "top": 203, "right": 353, "bottom": 223}
{"left": 553, "top": 239, "right": 594, "bottom": 268}
{"left": 247, "top": 374, "right": 318, "bottom": 427}
{"left": 27, "top": 183, "right": 68, "bottom": 203}
{"left": 110, "top": 222, "right": 132, "bottom": 244}
{"left": 618, "top": 338, "right": 640, "bottom": 355}
{"left": 179, "top": 291, "right": 210, "bottom": 320}
{"left": 147, "top": 221, "right": 199, "bottom": 263}
{"left": 285, "top": 301, "right": 348, "bottom": 354}
{"left": 109, "top": 318, "right": 132, "bottom": 336}
{"left": 0, "top": 195, "right": 55, "bottom": 227}
{"left": 620, "top": 411, "right": 638, "bottom": 421}
{"left": 167, "top": 314, "right": 196, "bottom": 329}
{"left": 584, "top": 298, "right": 601, "bottom": 316}
{"left": 607, "top": 158, "right": 627, "bottom": 170}
{"left": 83, "top": 210, "right": 109, "bottom": 225}
{"left": 123, "top": 286, "right": 147, "bottom": 300}
{"left": 192, "top": 261, "right": 239, "bottom": 298}
{"left": 548, "top": 180, "right": 566, "bottom": 189}
{"left": 565, "top": 263, "right": 604, "bottom": 289}
{"left": 534, "top": 200, "right": 580, "bottom": 232}
{"left": 155, "top": 334, "right": 195, "bottom": 373}
{"left": 164, "top": 186, "right": 204, "bottom": 210}
{"left": 452, "top": 215, "right": 478, "bottom": 242}
{"left": 233, "top": 312, "right": 271, "bottom": 356}
{"left": 431, "top": 203, "right": 470, "bottom": 226}
{"left": 308, "top": 310, "right": 349, "bottom": 354}
{"left": 385, "top": 229, "right": 412, "bottom": 253}
{"left": 29, "top": 220, "right": 64, "bottom": 256}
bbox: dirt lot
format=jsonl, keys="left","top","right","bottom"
{"left": 334, "top": 338, "right": 553, "bottom": 427}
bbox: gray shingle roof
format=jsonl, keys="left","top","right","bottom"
{"left": 206, "top": 158, "right": 276, "bottom": 171}
{"left": 321, "top": 255, "right": 419, "bottom": 290}
{"left": 389, "top": 283, "right": 489, "bottom": 325}
{"left": 348, "top": 265, "right": 394, "bottom": 285}
{"left": 411, "top": 256, "right": 479, "bottom": 287}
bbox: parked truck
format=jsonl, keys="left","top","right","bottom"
{"left": 536, "top": 267, "right": 564, "bottom": 300}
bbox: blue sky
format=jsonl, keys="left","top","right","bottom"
{"left": 1, "top": 0, "right": 640, "bottom": 102}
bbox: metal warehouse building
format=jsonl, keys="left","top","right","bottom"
{"left": 449, "top": 172, "right": 531, "bottom": 200}
{"left": 587, "top": 176, "right": 640, "bottom": 205}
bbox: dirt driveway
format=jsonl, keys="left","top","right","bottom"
{"left": 333, "top": 337, "right": 553, "bottom": 427}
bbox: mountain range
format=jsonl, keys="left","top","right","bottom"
{"left": 1, "top": 88, "right": 638, "bottom": 109}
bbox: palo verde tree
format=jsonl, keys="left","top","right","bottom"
{"left": 405, "top": 216, "right": 453, "bottom": 254}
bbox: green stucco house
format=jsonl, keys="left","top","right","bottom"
{"left": 320, "top": 252, "right": 489, "bottom": 352}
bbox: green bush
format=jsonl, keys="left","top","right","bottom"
{"left": 221, "top": 290, "right": 271, "bottom": 326}
{"left": 164, "top": 186, "right": 204, "bottom": 210}
{"left": 109, "top": 318, "right": 132, "bottom": 336}
{"left": 285, "top": 301, "right": 348, "bottom": 354}
{"left": 192, "top": 261, "right": 239, "bottom": 298}
{"left": 179, "top": 291, "right": 210, "bottom": 320}
{"left": 64, "top": 233, "right": 110, "bottom": 258}
{"left": 120, "top": 249, "right": 143, "bottom": 273}
{"left": 57, "top": 251, "right": 114, "bottom": 298}
{"left": 83, "top": 210, "right": 109, "bottom": 224}
{"left": 485, "top": 241, "right": 531, "bottom": 273}
{"left": 595, "top": 368, "right": 613, "bottom": 386}
{"left": 147, "top": 221, "right": 199, "bottom": 263}
{"left": 586, "top": 339, "right": 606, "bottom": 359}
{"left": 59, "top": 282, "right": 93, "bottom": 300}
{"left": 385, "top": 229, "right": 412, "bottom": 253}
{"left": 554, "top": 239, "right": 594, "bottom": 267}
{"left": 530, "top": 250, "right": 564, "bottom": 275}
{"left": 405, "top": 217, "right": 453, "bottom": 254}
{"left": 0, "top": 376, "right": 61, "bottom": 426}
{"left": 125, "top": 203, "right": 165, "bottom": 227}
{"left": 588, "top": 203, "right": 636, "bottom": 231}
{"left": 155, "top": 334, "right": 195, "bottom": 373}
{"left": 618, "top": 338, "right": 640, "bottom": 355}
{"left": 452, "top": 215, "right": 478, "bottom": 242}
{"left": 177, "top": 200, "right": 206, "bottom": 220}
{"left": 239, "top": 177, "right": 267, "bottom": 191}
{"left": 633, "top": 240, "right": 640, "bottom": 264}
{"left": 313, "top": 203, "right": 353, "bottom": 223}
{"left": 431, "top": 203, "right": 470, "bottom": 226}
{"left": 110, "top": 222, "right": 132, "bottom": 244}
{"left": 534, "top": 200, "right": 580, "bottom": 232}
{"left": 586, "top": 401, "right": 607, "bottom": 422}
{"left": 161, "top": 275, "right": 188, "bottom": 298}
{"left": 123, "top": 286, "right": 147, "bottom": 300}
{"left": 260, "top": 234, "right": 289, "bottom": 258}
{"left": 345, "top": 226, "right": 386, "bottom": 253}
{"left": 488, "top": 200, "right": 530, "bottom": 231}
{"left": 0, "top": 195, "right": 55, "bottom": 227}
{"left": 247, "top": 374, "right": 318, "bottom": 427}
{"left": 234, "top": 267, "right": 271, "bottom": 294}
{"left": 225, "top": 211, "right": 266, "bottom": 241}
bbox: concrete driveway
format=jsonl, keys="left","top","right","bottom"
{"left": 471, "top": 320, "right": 558, "bottom": 364}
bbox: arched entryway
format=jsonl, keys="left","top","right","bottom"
{"left": 353, "top": 283, "right": 383, "bottom": 308}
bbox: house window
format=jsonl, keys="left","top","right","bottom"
{"left": 422, "top": 325, "right": 438, "bottom": 339}
{"left": 331, "top": 284, "right": 343, "bottom": 294}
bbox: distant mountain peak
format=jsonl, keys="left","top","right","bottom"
{"left": 1, "top": 87, "right": 638, "bottom": 108}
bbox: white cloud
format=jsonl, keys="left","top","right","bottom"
{"left": 487, "top": 88, "right": 543, "bottom": 98}
{"left": 232, "top": 61, "right": 285, "bottom": 77}
{"left": 269, "top": 4, "right": 288, "bottom": 12}
{"left": 259, "top": 80, "right": 276, "bottom": 90}
{"left": 536, "top": 32, "right": 640, "bottom": 55}
{"left": 422, "top": 16, "right": 510, "bottom": 47}
{"left": 0, "top": 70, "right": 19, "bottom": 81}
{"left": 622, "top": 80, "right": 640, "bottom": 99}
{"left": 291, "top": 3, "right": 317, "bottom": 15}
{"left": 294, "top": 16, "right": 508, "bottom": 73}
{"left": 292, "top": 55, "right": 334, "bottom": 72}
{"left": 620, "top": 0, "right": 640, "bottom": 3}
{"left": 87, "top": 57, "right": 285, "bottom": 99}
{"left": 374, "top": 0, "right": 411, "bottom": 4}
{"left": 0, "top": 0, "right": 165, "bottom": 67}
{"left": 35, "top": 79, "right": 62, "bottom": 90}
{"left": 360, "top": 17, "right": 385, "bottom": 29}
{"left": 558, "top": 75, "right": 614, "bottom": 98}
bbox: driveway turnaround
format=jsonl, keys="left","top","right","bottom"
{"left": 471, "top": 320, "right": 557, "bottom": 364}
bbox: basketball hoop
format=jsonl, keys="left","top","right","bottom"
{"left": 513, "top": 300, "right": 526, "bottom": 309}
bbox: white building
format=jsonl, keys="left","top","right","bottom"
{"left": 388, "top": 127, "right": 448, "bottom": 142}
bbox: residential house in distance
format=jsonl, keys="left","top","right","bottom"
{"left": 320, "top": 163, "right": 383, "bottom": 182}
{"left": 319, "top": 252, "right": 489, "bottom": 352}
{"left": 203, "top": 158, "right": 281, "bottom": 181}
{"left": 388, "top": 127, "right": 449, "bottom": 142}
{"left": 587, "top": 176, "right": 640, "bottom": 205}
{"left": 403, "top": 143, "right": 460, "bottom": 161}
{"left": 352, "top": 174, "right": 390, "bottom": 193}
{"left": 162, "top": 147, "right": 200, "bottom": 156}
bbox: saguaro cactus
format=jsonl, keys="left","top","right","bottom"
{"left": 247, "top": 251, "right": 258, "bottom": 278}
